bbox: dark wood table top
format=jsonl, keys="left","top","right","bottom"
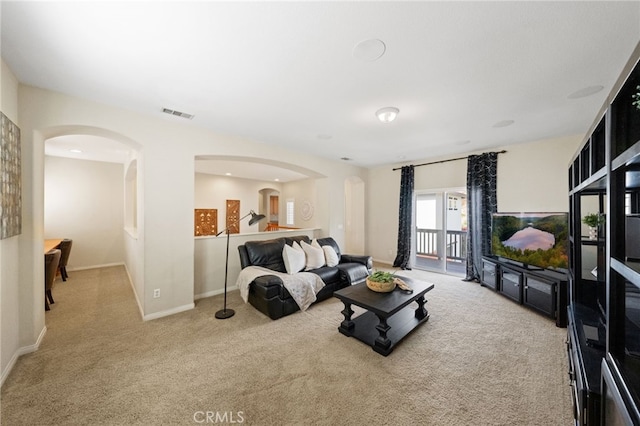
{"left": 334, "top": 275, "right": 434, "bottom": 318}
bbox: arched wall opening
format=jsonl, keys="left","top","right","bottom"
{"left": 39, "top": 125, "right": 144, "bottom": 316}
{"left": 258, "top": 187, "right": 280, "bottom": 231}
{"left": 192, "top": 155, "right": 329, "bottom": 301}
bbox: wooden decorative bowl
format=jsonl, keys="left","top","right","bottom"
{"left": 366, "top": 277, "right": 395, "bottom": 293}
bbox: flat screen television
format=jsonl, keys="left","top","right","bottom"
{"left": 491, "top": 212, "right": 568, "bottom": 271}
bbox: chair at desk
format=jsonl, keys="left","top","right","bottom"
{"left": 45, "top": 249, "right": 61, "bottom": 311}
{"left": 57, "top": 239, "right": 73, "bottom": 281}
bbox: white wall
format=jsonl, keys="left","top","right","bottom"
{"left": 0, "top": 59, "right": 24, "bottom": 386}
{"left": 280, "top": 178, "right": 319, "bottom": 230}
{"left": 497, "top": 135, "right": 580, "bottom": 212}
{"left": 366, "top": 135, "right": 583, "bottom": 264}
{"left": 44, "top": 155, "right": 125, "bottom": 270}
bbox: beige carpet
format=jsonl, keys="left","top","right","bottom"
{"left": 1, "top": 265, "right": 572, "bottom": 425}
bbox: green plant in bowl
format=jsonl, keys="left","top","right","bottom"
{"left": 582, "top": 212, "right": 604, "bottom": 228}
{"left": 368, "top": 270, "right": 395, "bottom": 283}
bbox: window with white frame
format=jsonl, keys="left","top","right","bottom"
{"left": 286, "top": 199, "right": 295, "bottom": 225}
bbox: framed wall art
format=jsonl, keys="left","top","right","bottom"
{"left": 194, "top": 209, "right": 217, "bottom": 236}
{"left": 1, "top": 112, "right": 21, "bottom": 239}
{"left": 226, "top": 200, "right": 240, "bottom": 234}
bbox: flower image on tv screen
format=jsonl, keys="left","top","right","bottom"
{"left": 491, "top": 212, "right": 568, "bottom": 270}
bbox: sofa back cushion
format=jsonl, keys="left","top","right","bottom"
{"left": 244, "top": 238, "right": 287, "bottom": 273}
{"left": 322, "top": 245, "right": 340, "bottom": 267}
{"left": 283, "top": 241, "right": 305, "bottom": 274}
{"left": 285, "top": 235, "right": 311, "bottom": 246}
{"left": 301, "top": 240, "right": 326, "bottom": 270}
{"left": 316, "top": 237, "right": 341, "bottom": 258}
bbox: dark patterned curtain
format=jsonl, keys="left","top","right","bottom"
{"left": 393, "top": 165, "right": 414, "bottom": 270}
{"left": 464, "top": 153, "right": 498, "bottom": 282}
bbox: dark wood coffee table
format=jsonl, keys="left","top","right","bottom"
{"left": 333, "top": 276, "right": 434, "bottom": 356}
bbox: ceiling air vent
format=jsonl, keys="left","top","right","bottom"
{"left": 162, "top": 108, "right": 194, "bottom": 120}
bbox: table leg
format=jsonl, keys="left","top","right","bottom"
{"left": 415, "top": 295, "right": 429, "bottom": 320}
{"left": 338, "top": 302, "right": 354, "bottom": 335}
{"left": 374, "top": 315, "right": 392, "bottom": 354}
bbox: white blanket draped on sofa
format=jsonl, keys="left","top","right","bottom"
{"left": 235, "top": 266, "right": 326, "bottom": 311}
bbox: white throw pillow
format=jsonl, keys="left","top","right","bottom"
{"left": 283, "top": 242, "right": 305, "bottom": 274}
{"left": 322, "top": 245, "right": 340, "bottom": 267}
{"left": 301, "top": 240, "right": 325, "bottom": 270}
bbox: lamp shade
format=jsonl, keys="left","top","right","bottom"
{"left": 376, "top": 107, "right": 399, "bottom": 123}
{"left": 248, "top": 211, "right": 266, "bottom": 226}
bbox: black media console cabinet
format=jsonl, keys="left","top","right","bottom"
{"left": 481, "top": 256, "right": 568, "bottom": 327}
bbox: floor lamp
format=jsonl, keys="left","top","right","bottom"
{"left": 215, "top": 210, "right": 266, "bottom": 319}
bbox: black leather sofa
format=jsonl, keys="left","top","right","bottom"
{"left": 238, "top": 235, "right": 372, "bottom": 319}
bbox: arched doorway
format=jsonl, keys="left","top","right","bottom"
{"left": 40, "top": 126, "right": 144, "bottom": 313}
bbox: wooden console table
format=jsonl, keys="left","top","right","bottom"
{"left": 44, "top": 239, "right": 63, "bottom": 253}
{"left": 334, "top": 276, "right": 434, "bottom": 356}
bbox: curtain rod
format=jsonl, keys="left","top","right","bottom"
{"left": 392, "top": 150, "right": 507, "bottom": 171}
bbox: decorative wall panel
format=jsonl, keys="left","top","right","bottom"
{"left": 226, "top": 200, "right": 240, "bottom": 234}
{"left": 0, "top": 112, "right": 21, "bottom": 239}
{"left": 194, "top": 209, "right": 217, "bottom": 236}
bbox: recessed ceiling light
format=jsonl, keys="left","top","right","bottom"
{"left": 225, "top": 172, "right": 232, "bottom": 176}
{"left": 493, "top": 120, "right": 514, "bottom": 128}
{"left": 353, "top": 39, "right": 386, "bottom": 62}
{"left": 376, "top": 107, "right": 399, "bottom": 124}
{"left": 340, "top": 157, "right": 352, "bottom": 161}
{"left": 568, "top": 85, "right": 604, "bottom": 99}
{"left": 274, "top": 178, "right": 280, "bottom": 182}
{"left": 69, "top": 149, "right": 82, "bottom": 153}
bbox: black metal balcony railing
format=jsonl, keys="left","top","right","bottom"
{"left": 415, "top": 228, "right": 467, "bottom": 261}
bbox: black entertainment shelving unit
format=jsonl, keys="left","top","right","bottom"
{"left": 567, "top": 42, "right": 640, "bottom": 426}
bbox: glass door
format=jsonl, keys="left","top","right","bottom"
{"left": 414, "top": 190, "right": 467, "bottom": 275}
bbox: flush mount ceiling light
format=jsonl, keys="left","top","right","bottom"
{"left": 376, "top": 107, "right": 399, "bottom": 124}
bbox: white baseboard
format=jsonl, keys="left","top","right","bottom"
{"left": 122, "top": 264, "right": 145, "bottom": 320}
{"left": 372, "top": 258, "right": 394, "bottom": 267}
{"left": 119, "top": 264, "right": 194, "bottom": 321}
{"left": 194, "top": 285, "right": 238, "bottom": 301}
{"left": 143, "top": 303, "right": 195, "bottom": 321}
{"left": 1, "top": 325, "right": 47, "bottom": 388}
{"left": 67, "top": 262, "right": 124, "bottom": 272}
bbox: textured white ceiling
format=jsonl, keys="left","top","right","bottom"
{"left": 3, "top": 1, "right": 640, "bottom": 177}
